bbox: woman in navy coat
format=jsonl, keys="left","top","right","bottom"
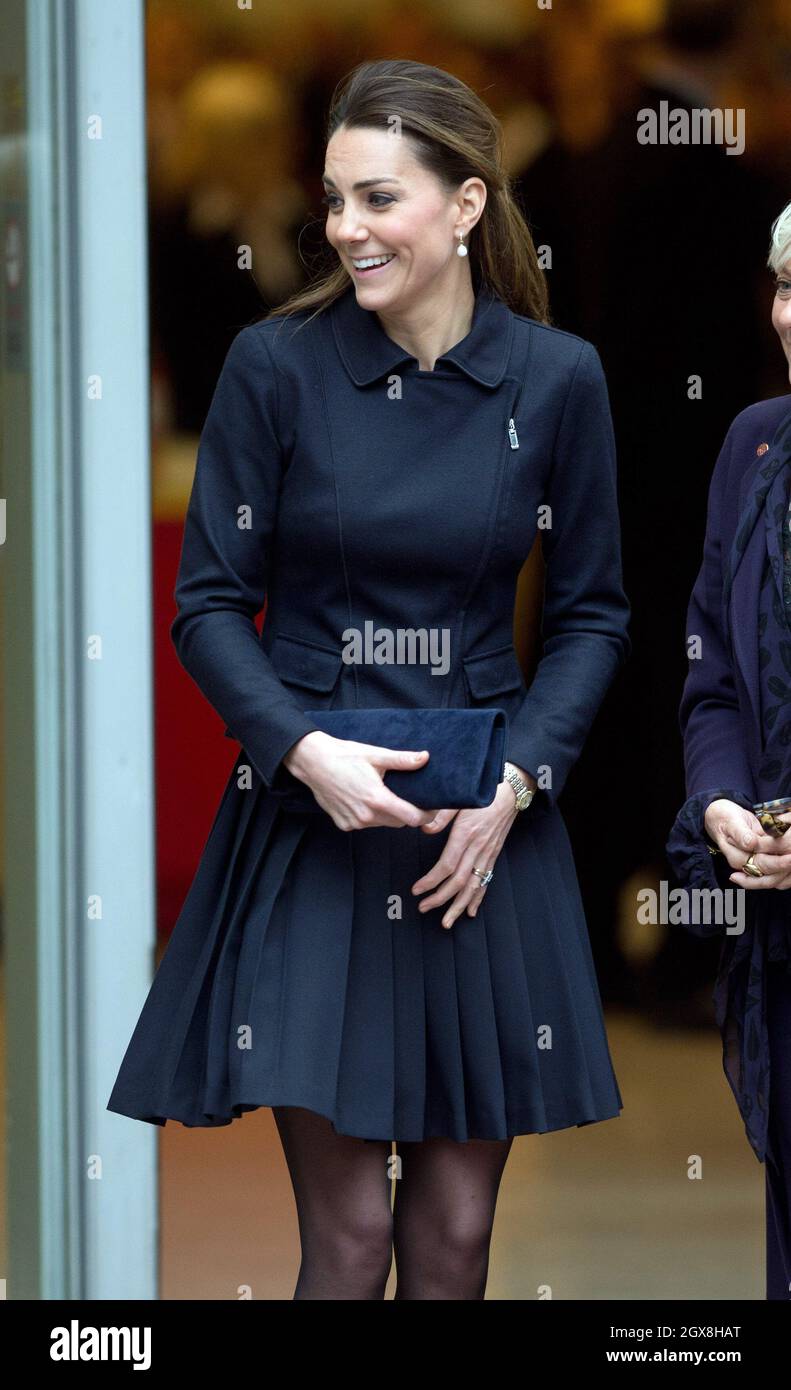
{"left": 108, "top": 59, "right": 630, "bottom": 1300}
{"left": 666, "top": 200, "right": 791, "bottom": 1300}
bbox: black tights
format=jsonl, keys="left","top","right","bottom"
{"left": 273, "top": 1105, "right": 513, "bottom": 1300}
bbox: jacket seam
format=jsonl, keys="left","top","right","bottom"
{"left": 719, "top": 424, "right": 737, "bottom": 585}
{"left": 510, "top": 311, "right": 587, "bottom": 347}
{"left": 308, "top": 324, "right": 359, "bottom": 703}
{"left": 250, "top": 325, "right": 283, "bottom": 450}
{"left": 548, "top": 339, "right": 588, "bottom": 484}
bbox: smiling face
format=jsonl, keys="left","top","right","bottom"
{"left": 772, "top": 260, "right": 791, "bottom": 384}
{"left": 322, "top": 124, "right": 484, "bottom": 312}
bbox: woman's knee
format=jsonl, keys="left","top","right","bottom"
{"left": 399, "top": 1205, "right": 494, "bottom": 1268}
{"left": 306, "top": 1208, "right": 393, "bottom": 1280}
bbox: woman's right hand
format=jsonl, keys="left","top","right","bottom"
{"left": 704, "top": 798, "right": 791, "bottom": 888}
{"left": 282, "top": 731, "right": 440, "bottom": 831}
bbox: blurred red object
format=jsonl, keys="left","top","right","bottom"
{"left": 154, "top": 518, "right": 262, "bottom": 938}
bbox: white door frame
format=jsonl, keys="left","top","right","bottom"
{"left": 2, "top": 0, "right": 156, "bottom": 1299}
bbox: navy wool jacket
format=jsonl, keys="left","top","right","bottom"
{"left": 665, "top": 391, "right": 791, "bottom": 1165}
{"left": 668, "top": 392, "right": 791, "bottom": 866}
{"left": 169, "top": 282, "right": 631, "bottom": 810}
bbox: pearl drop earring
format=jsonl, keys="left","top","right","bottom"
{"left": 456, "top": 232, "right": 468, "bottom": 258}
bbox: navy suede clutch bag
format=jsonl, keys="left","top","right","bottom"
{"left": 268, "top": 707, "right": 507, "bottom": 813}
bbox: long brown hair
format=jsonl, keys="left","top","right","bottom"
{"left": 261, "top": 58, "right": 550, "bottom": 328}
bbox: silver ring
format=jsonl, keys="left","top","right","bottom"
{"left": 472, "top": 866, "right": 493, "bottom": 888}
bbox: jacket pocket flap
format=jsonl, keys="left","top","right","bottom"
{"left": 270, "top": 632, "right": 343, "bottom": 692}
{"left": 463, "top": 644, "right": 524, "bottom": 699}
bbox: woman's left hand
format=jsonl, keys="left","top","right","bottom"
{"left": 411, "top": 769, "right": 534, "bottom": 929}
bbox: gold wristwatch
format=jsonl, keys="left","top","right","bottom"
{"left": 503, "top": 761, "right": 535, "bottom": 812}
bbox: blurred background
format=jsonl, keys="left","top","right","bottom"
{"left": 148, "top": 0, "right": 791, "bottom": 1016}
{"left": 2, "top": 0, "right": 791, "bottom": 1300}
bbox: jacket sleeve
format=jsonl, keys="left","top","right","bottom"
{"left": 675, "top": 418, "right": 756, "bottom": 800}
{"left": 665, "top": 417, "right": 757, "bottom": 906}
{"left": 504, "top": 341, "right": 631, "bottom": 807}
{"left": 170, "top": 324, "right": 322, "bottom": 791}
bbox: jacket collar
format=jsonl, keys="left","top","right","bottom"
{"left": 330, "top": 280, "right": 514, "bottom": 388}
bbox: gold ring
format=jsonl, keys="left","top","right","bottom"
{"left": 742, "top": 853, "right": 763, "bottom": 878}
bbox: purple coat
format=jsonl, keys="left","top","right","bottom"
{"left": 666, "top": 391, "right": 791, "bottom": 1164}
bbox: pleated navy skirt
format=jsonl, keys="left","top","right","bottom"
{"left": 107, "top": 757, "right": 622, "bottom": 1142}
